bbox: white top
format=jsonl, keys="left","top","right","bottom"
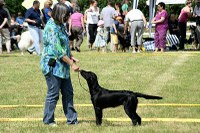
{"left": 125, "top": 9, "right": 144, "bottom": 22}
{"left": 85, "top": 7, "right": 99, "bottom": 24}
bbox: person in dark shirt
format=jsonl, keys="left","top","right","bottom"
{"left": 25, "top": 0, "right": 42, "bottom": 55}
{"left": 110, "top": 17, "right": 120, "bottom": 52}
{"left": 0, "top": 0, "right": 11, "bottom": 54}
{"left": 168, "top": 13, "right": 180, "bottom": 38}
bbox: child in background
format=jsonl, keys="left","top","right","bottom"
{"left": 94, "top": 20, "right": 107, "bottom": 52}
{"left": 110, "top": 16, "right": 121, "bottom": 52}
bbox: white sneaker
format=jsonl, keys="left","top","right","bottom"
{"left": 137, "top": 50, "right": 141, "bottom": 53}
{"left": 32, "top": 52, "right": 37, "bottom": 55}
{"left": 48, "top": 123, "right": 58, "bottom": 127}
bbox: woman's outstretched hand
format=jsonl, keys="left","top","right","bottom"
{"left": 71, "top": 63, "right": 80, "bottom": 72}
{"left": 71, "top": 57, "right": 80, "bottom": 63}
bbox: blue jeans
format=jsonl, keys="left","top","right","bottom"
{"left": 28, "top": 25, "right": 42, "bottom": 55}
{"left": 43, "top": 72, "right": 78, "bottom": 124}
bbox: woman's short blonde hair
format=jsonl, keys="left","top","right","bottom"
{"left": 44, "top": 0, "right": 53, "bottom": 7}
{"left": 52, "top": 3, "right": 70, "bottom": 23}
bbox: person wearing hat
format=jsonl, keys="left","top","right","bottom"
{"left": 0, "top": 0, "right": 11, "bottom": 54}
{"left": 94, "top": 20, "right": 107, "bottom": 52}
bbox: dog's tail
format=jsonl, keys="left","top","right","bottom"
{"left": 135, "top": 93, "right": 162, "bottom": 100}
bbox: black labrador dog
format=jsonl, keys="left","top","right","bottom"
{"left": 80, "top": 70, "right": 162, "bottom": 126}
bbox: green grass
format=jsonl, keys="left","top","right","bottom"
{"left": 0, "top": 43, "right": 200, "bottom": 132}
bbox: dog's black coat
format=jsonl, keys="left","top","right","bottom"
{"left": 80, "top": 70, "right": 162, "bottom": 126}
{"left": 118, "top": 33, "right": 131, "bottom": 51}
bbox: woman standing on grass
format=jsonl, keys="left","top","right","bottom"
{"left": 151, "top": 2, "right": 168, "bottom": 52}
{"left": 69, "top": 5, "right": 85, "bottom": 52}
{"left": 40, "top": 3, "right": 79, "bottom": 126}
{"left": 178, "top": 0, "right": 193, "bottom": 50}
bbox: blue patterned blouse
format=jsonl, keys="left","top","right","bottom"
{"left": 40, "top": 19, "right": 71, "bottom": 79}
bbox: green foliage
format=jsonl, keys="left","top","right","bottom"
{"left": 5, "top": 0, "right": 26, "bottom": 15}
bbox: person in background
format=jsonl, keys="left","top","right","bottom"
{"left": 168, "top": 13, "right": 180, "bottom": 38}
{"left": 122, "top": 0, "right": 129, "bottom": 16}
{"left": 44, "top": 0, "right": 53, "bottom": 24}
{"left": 152, "top": 2, "right": 168, "bottom": 52}
{"left": 10, "top": 14, "right": 20, "bottom": 50}
{"left": 69, "top": 5, "right": 85, "bottom": 52}
{"left": 2, "top": 2, "right": 11, "bottom": 28}
{"left": 115, "top": 2, "right": 124, "bottom": 23}
{"left": 110, "top": 16, "right": 121, "bottom": 52}
{"left": 94, "top": 20, "right": 107, "bottom": 52}
{"left": 100, "top": 0, "right": 116, "bottom": 46}
{"left": 61, "top": 0, "right": 77, "bottom": 51}
{"left": 11, "top": 14, "right": 18, "bottom": 26}
{"left": 41, "top": 3, "right": 79, "bottom": 127}
{"left": 25, "top": 0, "right": 42, "bottom": 55}
{"left": 193, "top": 0, "right": 200, "bottom": 49}
{"left": 16, "top": 12, "right": 25, "bottom": 26}
{"left": 84, "top": 0, "right": 93, "bottom": 49}
{"left": 166, "top": 13, "right": 180, "bottom": 50}
{"left": 16, "top": 12, "right": 25, "bottom": 35}
{"left": 124, "top": 8, "right": 147, "bottom": 53}
{"left": 60, "top": 0, "right": 76, "bottom": 13}
{"left": 178, "top": 0, "right": 193, "bottom": 50}
{"left": 0, "top": 0, "right": 11, "bottom": 54}
{"left": 87, "top": 0, "right": 99, "bottom": 50}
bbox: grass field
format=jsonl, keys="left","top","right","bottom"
{"left": 0, "top": 43, "right": 200, "bottom": 132}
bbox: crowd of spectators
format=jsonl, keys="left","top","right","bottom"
{"left": 0, "top": 0, "right": 200, "bottom": 55}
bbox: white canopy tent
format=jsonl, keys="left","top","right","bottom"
{"left": 132, "top": 0, "right": 186, "bottom": 37}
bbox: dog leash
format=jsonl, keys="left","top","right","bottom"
{"left": 78, "top": 71, "right": 90, "bottom": 93}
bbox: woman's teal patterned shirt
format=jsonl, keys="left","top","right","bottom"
{"left": 40, "top": 19, "right": 71, "bottom": 79}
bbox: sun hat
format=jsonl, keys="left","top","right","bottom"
{"left": 116, "top": 16, "right": 122, "bottom": 20}
{"left": 98, "top": 20, "right": 104, "bottom": 26}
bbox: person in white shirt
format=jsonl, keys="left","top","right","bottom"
{"left": 85, "top": 0, "right": 99, "bottom": 49}
{"left": 84, "top": 1, "right": 93, "bottom": 48}
{"left": 124, "top": 9, "right": 147, "bottom": 53}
